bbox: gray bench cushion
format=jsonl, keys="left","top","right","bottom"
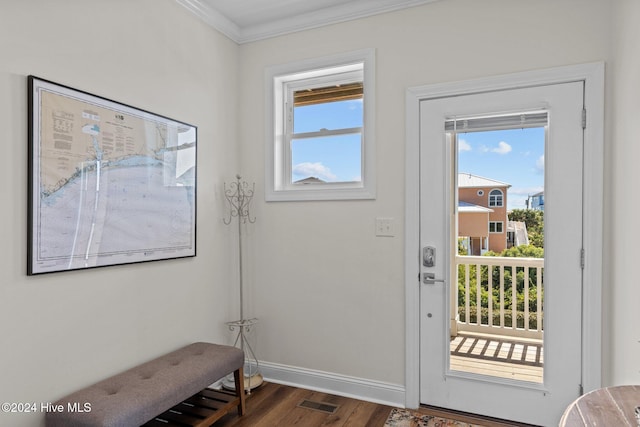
{"left": 46, "top": 342, "right": 244, "bottom": 427}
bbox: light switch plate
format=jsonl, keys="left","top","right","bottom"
{"left": 375, "top": 217, "right": 395, "bottom": 237}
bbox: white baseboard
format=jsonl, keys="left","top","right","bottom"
{"left": 253, "top": 361, "right": 406, "bottom": 408}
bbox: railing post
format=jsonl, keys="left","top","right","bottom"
{"left": 499, "top": 265, "right": 505, "bottom": 328}
{"left": 488, "top": 265, "right": 493, "bottom": 327}
{"left": 524, "top": 266, "right": 530, "bottom": 332}
{"left": 465, "top": 263, "right": 470, "bottom": 325}
{"left": 511, "top": 265, "right": 517, "bottom": 331}
{"left": 475, "top": 262, "right": 481, "bottom": 326}
{"left": 537, "top": 266, "right": 543, "bottom": 332}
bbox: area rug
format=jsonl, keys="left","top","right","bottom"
{"left": 384, "top": 408, "right": 485, "bottom": 427}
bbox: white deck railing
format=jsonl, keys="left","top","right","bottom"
{"left": 455, "top": 255, "right": 544, "bottom": 340}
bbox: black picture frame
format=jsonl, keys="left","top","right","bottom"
{"left": 28, "top": 76, "right": 197, "bottom": 275}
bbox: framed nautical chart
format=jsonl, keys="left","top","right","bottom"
{"left": 28, "top": 76, "right": 197, "bottom": 275}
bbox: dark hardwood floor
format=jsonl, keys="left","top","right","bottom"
{"left": 214, "top": 381, "right": 391, "bottom": 426}
{"left": 212, "top": 382, "right": 534, "bottom": 427}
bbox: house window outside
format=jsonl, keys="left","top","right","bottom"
{"left": 489, "top": 221, "right": 504, "bottom": 233}
{"left": 266, "top": 49, "right": 376, "bottom": 201}
{"left": 489, "top": 189, "right": 504, "bottom": 207}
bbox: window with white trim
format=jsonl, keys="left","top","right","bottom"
{"left": 489, "top": 221, "right": 504, "bottom": 233}
{"left": 266, "top": 49, "right": 375, "bottom": 201}
{"left": 488, "top": 189, "right": 504, "bottom": 207}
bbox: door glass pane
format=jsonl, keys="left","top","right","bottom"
{"left": 451, "top": 125, "right": 545, "bottom": 384}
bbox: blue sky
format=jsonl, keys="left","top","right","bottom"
{"left": 292, "top": 99, "right": 363, "bottom": 183}
{"left": 458, "top": 127, "right": 545, "bottom": 210}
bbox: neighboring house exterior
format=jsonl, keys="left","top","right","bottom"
{"left": 528, "top": 191, "right": 544, "bottom": 211}
{"left": 294, "top": 177, "right": 326, "bottom": 184}
{"left": 458, "top": 201, "right": 493, "bottom": 255}
{"left": 458, "top": 173, "right": 511, "bottom": 254}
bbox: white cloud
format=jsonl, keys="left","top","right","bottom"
{"left": 535, "top": 155, "right": 544, "bottom": 174}
{"left": 491, "top": 141, "right": 512, "bottom": 154}
{"left": 292, "top": 162, "right": 337, "bottom": 182}
{"left": 458, "top": 139, "right": 472, "bottom": 152}
{"left": 510, "top": 186, "right": 545, "bottom": 196}
{"left": 508, "top": 195, "right": 530, "bottom": 210}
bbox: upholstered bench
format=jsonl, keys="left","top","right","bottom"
{"left": 45, "top": 342, "right": 245, "bottom": 427}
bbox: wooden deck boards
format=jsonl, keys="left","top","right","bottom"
{"left": 450, "top": 332, "right": 544, "bottom": 383}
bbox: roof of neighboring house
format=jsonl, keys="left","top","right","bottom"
{"left": 458, "top": 173, "right": 511, "bottom": 189}
{"left": 294, "top": 176, "right": 325, "bottom": 184}
{"left": 458, "top": 201, "right": 494, "bottom": 213}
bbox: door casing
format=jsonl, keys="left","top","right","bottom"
{"left": 404, "top": 63, "right": 604, "bottom": 409}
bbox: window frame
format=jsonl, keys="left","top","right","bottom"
{"left": 488, "top": 189, "right": 504, "bottom": 207}
{"left": 489, "top": 221, "right": 504, "bottom": 233}
{"left": 265, "top": 49, "right": 376, "bottom": 201}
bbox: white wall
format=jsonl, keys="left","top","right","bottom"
{"left": 238, "top": 0, "right": 616, "bottom": 397}
{"left": 606, "top": 0, "right": 640, "bottom": 385}
{"left": 0, "top": 1, "right": 240, "bottom": 426}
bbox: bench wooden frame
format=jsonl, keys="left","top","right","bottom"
{"left": 144, "top": 367, "right": 245, "bottom": 426}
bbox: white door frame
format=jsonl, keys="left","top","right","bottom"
{"left": 404, "top": 62, "right": 604, "bottom": 409}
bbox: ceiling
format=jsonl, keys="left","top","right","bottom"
{"left": 176, "top": 0, "right": 439, "bottom": 44}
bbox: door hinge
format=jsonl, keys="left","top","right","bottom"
{"left": 581, "top": 108, "right": 587, "bottom": 129}
{"left": 580, "top": 248, "right": 585, "bottom": 269}
{"left": 579, "top": 383, "right": 584, "bottom": 395}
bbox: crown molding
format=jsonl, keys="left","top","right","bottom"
{"left": 176, "top": 0, "right": 439, "bottom": 44}
{"left": 175, "top": 0, "right": 241, "bottom": 42}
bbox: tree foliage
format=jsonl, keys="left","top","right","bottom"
{"left": 485, "top": 244, "right": 544, "bottom": 259}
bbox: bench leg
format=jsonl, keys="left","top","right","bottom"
{"left": 234, "top": 367, "right": 246, "bottom": 416}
